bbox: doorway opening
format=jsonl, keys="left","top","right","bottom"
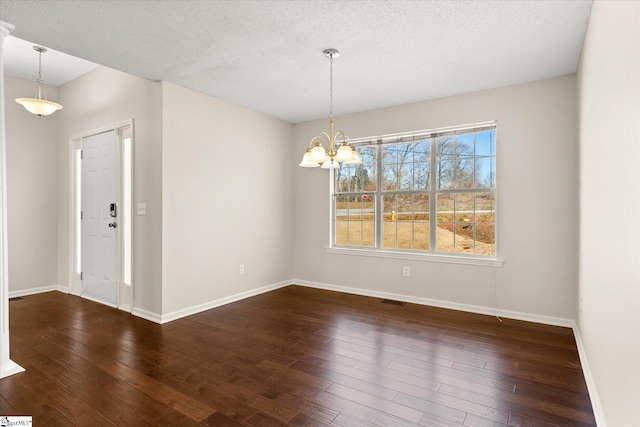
{"left": 69, "top": 120, "right": 134, "bottom": 310}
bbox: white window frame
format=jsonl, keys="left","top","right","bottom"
{"left": 327, "top": 121, "right": 503, "bottom": 267}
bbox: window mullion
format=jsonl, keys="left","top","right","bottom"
{"left": 375, "top": 144, "right": 383, "bottom": 249}
{"left": 332, "top": 123, "right": 496, "bottom": 258}
{"left": 429, "top": 138, "right": 437, "bottom": 252}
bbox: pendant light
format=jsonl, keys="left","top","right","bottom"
{"left": 15, "top": 46, "right": 63, "bottom": 116}
{"left": 299, "top": 49, "right": 361, "bottom": 168}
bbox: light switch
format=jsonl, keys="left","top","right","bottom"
{"left": 136, "top": 203, "right": 147, "bottom": 216}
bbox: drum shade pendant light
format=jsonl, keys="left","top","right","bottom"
{"left": 15, "top": 46, "right": 63, "bottom": 116}
{"left": 299, "top": 49, "right": 361, "bottom": 169}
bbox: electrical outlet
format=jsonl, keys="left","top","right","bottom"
{"left": 403, "top": 266, "right": 410, "bottom": 277}
{"left": 239, "top": 264, "right": 245, "bottom": 275}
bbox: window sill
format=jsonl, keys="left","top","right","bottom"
{"left": 325, "top": 247, "right": 504, "bottom": 267}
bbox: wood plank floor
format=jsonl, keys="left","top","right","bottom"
{"left": 1, "top": 286, "right": 595, "bottom": 426}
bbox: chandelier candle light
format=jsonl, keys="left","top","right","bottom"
{"left": 15, "top": 46, "right": 63, "bottom": 116}
{"left": 299, "top": 49, "right": 361, "bottom": 169}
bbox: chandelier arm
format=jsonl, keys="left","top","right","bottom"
{"left": 317, "top": 132, "right": 331, "bottom": 145}
{"left": 334, "top": 131, "right": 352, "bottom": 145}
{"left": 300, "top": 48, "right": 352, "bottom": 168}
{"left": 308, "top": 132, "right": 331, "bottom": 147}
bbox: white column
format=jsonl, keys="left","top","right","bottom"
{"left": 0, "top": 20, "right": 25, "bottom": 379}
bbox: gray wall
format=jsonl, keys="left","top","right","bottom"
{"left": 57, "top": 66, "right": 163, "bottom": 315}
{"left": 7, "top": 17, "right": 640, "bottom": 420}
{"left": 4, "top": 76, "right": 58, "bottom": 294}
{"left": 5, "top": 67, "right": 582, "bottom": 325}
{"left": 161, "top": 81, "right": 293, "bottom": 315}
{"left": 291, "top": 75, "right": 579, "bottom": 321}
{"left": 577, "top": 1, "right": 640, "bottom": 425}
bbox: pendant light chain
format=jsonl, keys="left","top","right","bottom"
{"left": 37, "top": 49, "right": 43, "bottom": 83}
{"left": 34, "top": 47, "right": 47, "bottom": 101}
{"left": 37, "top": 49, "right": 43, "bottom": 100}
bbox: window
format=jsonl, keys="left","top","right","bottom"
{"left": 332, "top": 122, "right": 496, "bottom": 259}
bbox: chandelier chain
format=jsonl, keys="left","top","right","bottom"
{"left": 329, "top": 53, "right": 333, "bottom": 120}
{"left": 298, "top": 48, "right": 360, "bottom": 168}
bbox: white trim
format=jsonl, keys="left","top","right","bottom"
{"left": 331, "top": 123, "right": 499, "bottom": 261}
{"left": 326, "top": 247, "right": 504, "bottom": 267}
{"left": 572, "top": 324, "right": 607, "bottom": 427}
{"left": 70, "top": 120, "right": 134, "bottom": 309}
{"left": 9, "top": 285, "right": 56, "bottom": 298}
{"left": 131, "top": 307, "right": 162, "bottom": 324}
{"left": 31, "top": 281, "right": 601, "bottom": 424}
{"left": 118, "top": 304, "right": 132, "bottom": 313}
{"left": 291, "top": 279, "right": 605, "bottom": 420}
{"left": 159, "top": 280, "right": 291, "bottom": 324}
{"left": 0, "top": 359, "right": 24, "bottom": 379}
{"left": 80, "top": 293, "right": 117, "bottom": 308}
{"left": 68, "top": 120, "right": 135, "bottom": 142}
{"left": 69, "top": 139, "right": 82, "bottom": 295}
{"left": 0, "top": 19, "right": 24, "bottom": 380}
{"left": 8, "top": 285, "right": 66, "bottom": 299}
{"left": 292, "top": 278, "right": 572, "bottom": 327}
{"left": 351, "top": 120, "right": 498, "bottom": 145}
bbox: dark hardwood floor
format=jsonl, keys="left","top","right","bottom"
{"left": 1, "top": 286, "right": 595, "bottom": 426}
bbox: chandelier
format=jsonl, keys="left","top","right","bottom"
{"left": 299, "top": 49, "right": 361, "bottom": 169}
{"left": 15, "top": 46, "right": 63, "bottom": 116}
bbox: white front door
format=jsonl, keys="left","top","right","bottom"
{"left": 82, "top": 131, "right": 119, "bottom": 306}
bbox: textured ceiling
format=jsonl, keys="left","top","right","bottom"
{"left": 1, "top": 0, "right": 593, "bottom": 123}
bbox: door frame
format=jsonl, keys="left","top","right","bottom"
{"left": 68, "top": 119, "right": 134, "bottom": 310}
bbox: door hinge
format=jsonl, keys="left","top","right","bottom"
{"left": 80, "top": 211, "right": 83, "bottom": 220}
{"left": 80, "top": 150, "right": 83, "bottom": 159}
{"left": 80, "top": 272, "right": 83, "bottom": 280}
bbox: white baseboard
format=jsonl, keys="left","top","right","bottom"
{"left": 159, "top": 280, "right": 292, "bottom": 324}
{"left": 39, "top": 277, "right": 603, "bottom": 425}
{"left": 572, "top": 324, "right": 607, "bottom": 427}
{"left": 0, "top": 359, "right": 25, "bottom": 379}
{"left": 131, "top": 306, "right": 162, "bottom": 324}
{"left": 292, "top": 279, "right": 574, "bottom": 328}
{"left": 292, "top": 279, "right": 605, "bottom": 425}
{"left": 9, "top": 284, "right": 66, "bottom": 299}
{"left": 39, "top": 277, "right": 570, "bottom": 328}
{"left": 118, "top": 304, "right": 132, "bottom": 313}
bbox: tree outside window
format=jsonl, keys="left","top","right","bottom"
{"left": 333, "top": 124, "right": 496, "bottom": 257}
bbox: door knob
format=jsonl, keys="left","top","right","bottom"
{"left": 108, "top": 222, "right": 118, "bottom": 228}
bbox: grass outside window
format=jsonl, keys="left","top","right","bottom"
{"left": 332, "top": 122, "right": 497, "bottom": 258}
